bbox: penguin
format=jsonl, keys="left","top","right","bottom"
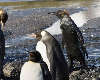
{"left": 28, "top": 30, "right": 69, "bottom": 80}
{"left": 20, "top": 50, "right": 52, "bottom": 80}
{"left": 48, "top": 10, "right": 88, "bottom": 72}
{"left": 0, "top": 8, "right": 8, "bottom": 29}
{"left": 0, "top": 8, "right": 8, "bottom": 78}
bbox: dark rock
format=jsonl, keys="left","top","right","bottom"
{"left": 69, "top": 66, "right": 100, "bottom": 80}
{"left": 3, "top": 61, "right": 24, "bottom": 80}
{"left": 69, "top": 70, "right": 81, "bottom": 80}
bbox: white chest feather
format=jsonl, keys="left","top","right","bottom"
{"left": 20, "top": 61, "right": 43, "bottom": 80}
{"left": 36, "top": 41, "right": 50, "bottom": 70}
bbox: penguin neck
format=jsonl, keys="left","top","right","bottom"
{"left": 41, "top": 35, "right": 51, "bottom": 43}
{"left": 60, "top": 15, "right": 71, "bottom": 25}
{"left": 40, "top": 36, "right": 52, "bottom": 54}
{"left": 42, "top": 38, "right": 53, "bottom": 55}
{"left": 40, "top": 34, "right": 54, "bottom": 53}
{"left": 28, "top": 60, "right": 37, "bottom": 63}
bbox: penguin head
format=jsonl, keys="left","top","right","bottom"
{"left": 48, "top": 9, "right": 69, "bottom": 19}
{"left": 29, "top": 50, "right": 42, "bottom": 62}
{"left": 34, "top": 30, "right": 53, "bottom": 42}
{"left": 0, "top": 8, "right": 8, "bottom": 30}
{"left": 41, "top": 30, "right": 47, "bottom": 37}
{"left": 40, "top": 30, "right": 53, "bottom": 41}
{"left": 27, "top": 30, "right": 53, "bottom": 42}
{"left": 35, "top": 32, "right": 42, "bottom": 40}
{"left": 27, "top": 31, "right": 42, "bottom": 40}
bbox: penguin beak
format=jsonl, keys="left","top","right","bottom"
{"left": 48, "top": 12, "right": 56, "bottom": 15}
{"left": 27, "top": 33, "right": 37, "bottom": 38}
{"left": 27, "top": 32, "right": 42, "bottom": 40}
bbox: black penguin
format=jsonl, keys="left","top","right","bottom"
{"left": 0, "top": 8, "right": 8, "bottom": 78}
{"left": 28, "top": 30, "right": 69, "bottom": 80}
{"left": 48, "top": 10, "right": 88, "bottom": 72}
{"left": 20, "top": 50, "right": 51, "bottom": 80}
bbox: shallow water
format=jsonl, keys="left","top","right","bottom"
{"left": 0, "top": 0, "right": 100, "bottom": 66}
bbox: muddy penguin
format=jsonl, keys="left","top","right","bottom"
{"left": 48, "top": 10, "right": 88, "bottom": 72}
{"left": 28, "top": 30, "right": 69, "bottom": 80}
{"left": 20, "top": 50, "right": 51, "bottom": 80}
{"left": 0, "top": 8, "right": 8, "bottom": 78}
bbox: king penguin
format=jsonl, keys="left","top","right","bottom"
{"left": 20, "top": 50, "right": 52, "bottom": 80}
{"left": 48, "top": 10, "right": 88, "bottom": 72}
{"left": 0, "top": 8, "right": 8, "bottom": 78}
{"left": 28, "top": 30, "right": 69, "bottom": 80}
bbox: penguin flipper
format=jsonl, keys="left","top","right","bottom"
{"left": 71, "top": 20, "right": 84, "bottom": 44}
{"left": 71, "top": 22, "right": 88, "bottom": 59}
{"left": 40, "top": 61, "right": 52, "bottom": 80}
{"left": 0, "top": 30, "right": 5, "bottom": 56}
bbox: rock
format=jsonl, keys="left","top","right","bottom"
{"left": 69, "top": 70, "right": 81, "bottom": 80}
{"left": 1, "top": 61, "right": 100, "bottom": 80}
{"left": 69, "top": 66, "right": 100, "bottom": 80}
{"left": 3, "top": 61, "right": 24, "bottom": 80}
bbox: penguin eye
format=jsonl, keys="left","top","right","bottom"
{"left": 34, "top": 32, "right": 41, "bottom": 40}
